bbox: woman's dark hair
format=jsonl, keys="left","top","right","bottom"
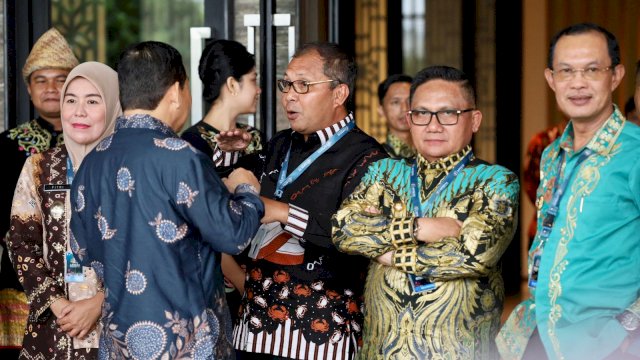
{"left": 199, "top": 39, "right": 255, "bottom": 103}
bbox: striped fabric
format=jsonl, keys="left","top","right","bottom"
{"left": 315, "top": 113, "right": 353, "bottom": 145}
{"left": 284, "top": 204, "right": 308, "bottom": 238}
{"left": 0, "top": 289, "right": 28, "bottom": 348}
{"left": 233, "top": 317, "right": 357, "bottom": 360}
{"left": 212, "top": 146, "right": 241, "bottom": 167}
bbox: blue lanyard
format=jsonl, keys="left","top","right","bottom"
{"left": 410, "top": 151, "right": 473, "bottom": 217}
{"left": 274, "top": 121, "right": 355, "bottom": 199}
{"left": 66, "top": 157, "right": 75, "bottom": 184}
{"left": 537, "top": 148, "right": 594, "bottom": 244}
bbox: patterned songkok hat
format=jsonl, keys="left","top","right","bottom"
{"left": 22, "top": 28, "right": 79, "bottom": 84}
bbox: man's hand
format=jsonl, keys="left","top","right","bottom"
{"left": 56, "top": 292, "right": 104, "bottom": 339}
{"left": 221, "top": 254, "right": 246, "bottom": 294}
{"left": 260, "top": 197, "right": 289, "bottom": 224}
{"left": 224, "top": 168, "right": 260, "bottom": 193}
{"left": 376, "top": 251, "right": 393, "bottom": 266}
{"left": 215, "top": 129, "right": 252, "bottom": 152}
{"left": 415, "top": 217, "right": 462, "bottom": 243}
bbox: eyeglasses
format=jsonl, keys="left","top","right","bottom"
{"left": 406, "top": 108, "right": 474, "bottom": 126}
{"left": 550, "top": 66, "right": 612, "bottom": 81}
{"left": 277, "top": 79, "right": 339, "bottom": 94}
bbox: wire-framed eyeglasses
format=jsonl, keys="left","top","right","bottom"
{"left": 550, "top": 66, "right": 612, "bottom": 81}
{"left": 406, "top": 108, "right": 475, "bottom": 126}
{"left": 277, "top": 79, "right": 339, "bottom": 94}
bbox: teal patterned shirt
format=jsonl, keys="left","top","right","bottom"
{"left": 498, "top": 106, "right": 640, "bottom": 360}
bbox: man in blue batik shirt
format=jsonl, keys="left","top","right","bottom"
{"left": 498, "top": 23, "right": 640, "bottom": 360}
{"left": 70, "top": 41, "right": 264, "bottom": 359}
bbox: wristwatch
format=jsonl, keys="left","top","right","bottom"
{"left": 617, "top": 310, "right": 640, "bottom": 335}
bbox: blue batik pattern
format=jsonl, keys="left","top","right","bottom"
{"left": 176, "top": 182, "right": 199, "bottom": 208}
{"left": 117, "top": 167, "right": 135, "bottom": 197}
{"left": 126, "top": 262, "right": 147, "bottom": 295}
{"left": 115, "top": 114, "right": 176, "bottom": 136}
{"left": 148, "top": 213, "right": 188, "bottom": 244}
{"left": 96, "top": 134, "right": 113, "bottom": 151}
{"left": 95, "top": 207, "right": 117, "bottom": 240}
{"left": 71, "top": 113, "right": 264, "bottom": 359}
{"left": 75, "top": 185, "right": 85, "bottom": 212}
{"left": 91, "top": 260, "right": 104, "bottom": 280}
{"left": 124, "top": 321, "right": 167, "bottom": 360}
{"left": 153, "top": 137, "right": 190, "bottom": 151}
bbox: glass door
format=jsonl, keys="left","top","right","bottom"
{"left": 11, "top": 0, "right": 342, "bottom": 139}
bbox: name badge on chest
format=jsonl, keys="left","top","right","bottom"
{"left": 44, "top": 184, "right": 71, "bottom": 192}
{"left": 408, "top": 274, "right": 436, "bottom": 293}
{"left": 65, "top": 251, "right": 84, "bottom": 283}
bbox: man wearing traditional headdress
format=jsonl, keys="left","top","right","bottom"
{"left": 0, "top": 28, "right": 78, "bottom": 358}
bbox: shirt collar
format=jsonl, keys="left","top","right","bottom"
{"left": 386, "top": 132, "right": 416, "bottom": 158}
{"left": 293, "top": 112, "right": 354, "bottom": 145}
{"left": 115, "top": 114, "right": 177, "bottom": 137}
{"left": 35, "top": 116, "right": 60, "bottom": 134}
{"left": 416, "top": 144, "right": 473, "bottom": 173}
{"left": 558, "top": 104, "right": 625, "bottom": 156}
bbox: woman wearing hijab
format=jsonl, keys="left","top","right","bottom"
{"left": 6, "top": 61, "right": 121, "bottom": 359}
{"left": 182, "top": 39, "right": 264, "bottom": 321}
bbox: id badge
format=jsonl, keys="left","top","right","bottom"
{"left": 528, "top": 249, "right": 542, "bottom": 289}
{"left": 65, "top": 251, "right": 84, "bottom": 283}
{"left": 408, "top": 274, "right": 436, "bottom": 293}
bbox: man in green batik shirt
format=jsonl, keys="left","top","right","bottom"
{"left": 333, "top": 65, "right": 519, "bottom": 359}
{"left": 378, "top": 74, "right": 416, "bottom": 159}
{"left": 498, "top": 23, "right": 640, "bottom": 360}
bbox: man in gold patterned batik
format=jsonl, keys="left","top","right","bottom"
{"left": 332, "top": 65, "right": 519, "bottom": 360}
{"left": 0, "top": 28, "right": 78, "bottom": 359}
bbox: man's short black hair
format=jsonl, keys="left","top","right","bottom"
{"left": 410, "top": 66, "right": 476, "bottom": 107}
{"left": 378, "top": 74, "right": 412, "bottom": 105}
{"left": 547, "top": 23, "right": 620, "bottom": 69}
{"left": 292, "top": 42, "right": 357, "bottom": 105}
{"left": 117, "top": 41, "right": 188, "bottom": 111}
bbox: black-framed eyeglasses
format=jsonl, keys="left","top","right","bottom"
{"left": 550, "top": 66, "right": 612, "bottom": 81}
{"left": 406, "top": 108, "right": 475, "bottom": 126}
{"left": 277, "top": 79, "right": 339, "bottom": 94}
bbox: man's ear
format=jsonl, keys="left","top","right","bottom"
{"left": 610, "top": 64, "right": 625, "bottom": 92}
{"left": 168, "top": 81, "right": 181, "bottom": 106}
{"left": 544, "top": 68, "right": 556, "bottom": 92}
{"left": 333, "top": 83, "right": 349, "bottom": 106}
{"left": 471, "top": 109, "right": 483, "bottom": 133}
{"left": 377, "top": 104, "right": 386, "bottom": 119}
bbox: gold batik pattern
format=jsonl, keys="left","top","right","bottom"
{"left": 333, "top": 147, "right": 519, "bottom": 359}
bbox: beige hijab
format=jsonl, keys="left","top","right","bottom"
{"left": 60, "top": 61, "right": 121, "bottom": 169}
